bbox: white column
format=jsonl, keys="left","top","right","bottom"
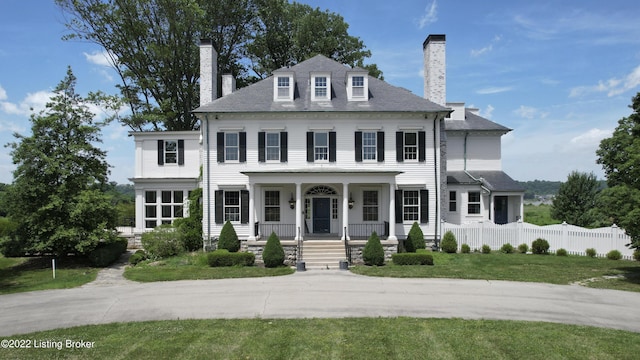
{"left": 247, "top": 183, "right": 256, "bottom": 241}
{"left": 342, "top": 183, "right": 350, "bottom": 240}
{"left": 388, "top": 183, "right": 397, "bottom": 241}
{"left": 295, "top": 182, "right": 302, "bottom": 240}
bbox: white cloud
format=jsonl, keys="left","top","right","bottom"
{"left": 569, "top": 64, "right": 640, "bottom": 98}
{"left": 83, "top": 49, "right": 116, "bottom": 67}
{"left": 480, "top": 104, "right": 495, "bottom": 118}
{"left": 569, "top": 128, "right": 611, "bottom": 149}
{"left": 476, "top": 86, "right": 513, "bottom": 95}
{"left": 418, "top": 1, "right": 438, "bottom": 29}
{"left": 470, "top": 34, "right": 502, "bottom": 57}
{"left": 0, "top": 84, "right": 7, "bottom": 101}
{"left": 513, "top": 105, "right": 538, "bottom": 119}
{"left": 0, "top": 90, "right": 54, "bottom": 116}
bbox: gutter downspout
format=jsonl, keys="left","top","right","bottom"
{"left": 433, "top": 114, "right": 440, "bottom": 247}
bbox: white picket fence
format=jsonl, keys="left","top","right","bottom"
{"left": 441, "top": 220, "right": 635, "bottom": 260}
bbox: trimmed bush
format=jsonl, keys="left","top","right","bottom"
{"left": 407, "top": 222, "right": 425, "bottom": 251}
{"left": 403, "top": 237, "right": 415, "bottom": 253}
{"left": 88, "top": 237, "right": 128, "bottom": 267}
{"left": 207, "top": 249, "right": 255, "bottom": 267}
{"left": 518, "top": 243, "right": 529, "bottom": 254}
{"left": 441, "top": 231, "right": 457, "bottom": 254}
{"left": 461, "top": 244, "right": 471, "bottom": 254}
{"left": 173, "top": 217, "right": 202, "bottom": 252}
{"left": 556, "top": 248, "right": 568, "bottom": 256}
{"left": 531, "top": 238, "right": 550, "bottom": 255}
{"left": 481, "top": 244, "right": 491, "bottom": 254}
{"left": 586, "top": 248, "right": 597, "bottom": 258}
{"left": 218, "top": 221, "right": 240, "bottom": 252}
{"left": 606, "top": 250, "right": 622, "bottom": 260}
{"left": 141, "top": 225, "right": 184, "bottom": 259}
{"left": 262, "top": 232, "right": 285, "bottom": 268}
{"left": 363, "top": 231, "right": 385, "bottom": 266}
{"left": 634, "top": 250, "right": 640, "bottom": 262}
{"left": 129, "top": 250, "right": 148, "bottom": 266}
{"left": 392, "top": 252, "right": 434, "bottom": 265}
{"left": 500, "top": 243, "right": 514, "bottom": 254}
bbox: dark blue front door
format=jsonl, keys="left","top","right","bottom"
{"left": 313, "top": 198, "right": 330, "bottom": 233}
{"left": 495, "top": 196, "right": 508, "bottom": 225}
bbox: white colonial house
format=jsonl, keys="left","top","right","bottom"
{"left": 130, "top": 34, "right": 524, "bottom": 259}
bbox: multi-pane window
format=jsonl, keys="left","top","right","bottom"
{"left": 363, "top": 190, "right": 379, "bottom": 221}
{"left": 264, "top": 191, "right": 280, "bottom": 222}
{"left": 314, "top": 132, "right": 328, "bottom": 161}
{"left": 277, "top": 76, "right": 290, "bottom": 98}
{"left": 404, "top": 132, "right": 418, "bottom": 160}
{"left": 332, "top": 198, "right": 338, "bottom": 220}
{"left": 145, "top": 190, "right": 184, "bottom": 228}
{"left": 225, "top": 133, "right": 239, "bottom": 161}
{"left": 266, "top": 133, "right": 280, "bottom": 161}
{"left": 468, "top": 191, "right": 481, "bottom": 214}
{"left": 449, "top": 191, "right": 457, "bottom": 212}
{"left": 145, "top": 191, "right": 157, "bottom": 229}
{"left": 352, "top": 76, "right": 364, "bottom": 97}
{"left": 305, "top": 199, "right": 311, "bottom": 220}
{"left": 363, "top": 132, "right": 377, "bottom": 160}
{"left": 403, "top": 190, "right": 419, "bottom": 221}
{"left": 315, "top": 76, "right": 328, "bottom": 98}
{"left": 224, "top": 191, "right": 240, "bottom": 222}
{"left": 164, "top": 140, "right": 177, "bottom": 164}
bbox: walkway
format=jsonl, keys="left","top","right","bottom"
{"left": 1, "top": 256, "right": 640, "bottom": 336}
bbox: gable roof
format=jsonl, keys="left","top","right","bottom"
{"left": 445, "top": 109, "right": 511, "bottom": 133}
{"left": 193, "top": 54, "right": 450, "bottom": 114}
{"left": 447, "top": 171, "right": 524, "bottom": 192}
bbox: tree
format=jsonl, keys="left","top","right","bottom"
{"left": 4, "top": 67, "right": 119, "bottom": 257}
{"left": 596, "top": 92, "right": 640, "bottom": 248}
{"left": 551, "top": 171, "right": 600, "bottom": 227}
{"left": 56, "top": 0, "right": 381, "bottom": 132}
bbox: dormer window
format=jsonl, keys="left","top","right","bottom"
{"left": 311, "top": 72, "right": 331, "bottom": 101}
{"left": 347, "top": 71, "right": 368, "bottom": 101}
{"left": 273, "top": 72, "right": 294, "bottom": 101}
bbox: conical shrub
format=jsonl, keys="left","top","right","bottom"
{"left": 218, "top": 221, "right": 240, "bottom": 252}
{"left": 408, "top": 222, "right": 425, "bottom": 251}
{"left": 263, "top": 232, "right": 285, "bottom": 268}
{"left": 441, "top": 231, "right": 457, "bottom": 253}
{"left": 363, "top": 231, "right": 385, "bottom": 266}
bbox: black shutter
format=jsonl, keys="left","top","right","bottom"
{"left": 395, "top": 190, "right": 403, "bottom": 224}
{"left": 377, "top": 131, "right": 385, "bottom": 162}
{"left": 418, "top": 131, "right": 426, "bottom": 162}
{"left": 396, "top": 132, "right": 403, "bottom": 162}
{"left": 241, "top": 190, "right": 249, "bottom": 224}
{"left": 258, "top": 132, "right": 265, "bottom": 162}
{"left": 355, "top": 131, "right": 363, "bottom": 162}
{"left": 178, "top": 140, "right": 184, "bottom": 165}
{"left": 329, "top": 131, "right": 336, "bottom": 162}
{"left": 280, "top": 132, "right": 288, "bottom": 162}
{"left": 420, "top": 190, "right": 429, "bottom": 224}
{"left": 239, "top": 132, "right": 247, "bottom": 163}
{"left": 217, "top": 132, "right": 224, "bottom": 163}
{"left": 215, "top": 190, "right": 224, "bottom": 224}
{"left": 157, "top": 140, "right": 164, "bottom": 165}
{"left": 307, "top": 132, "right": 314, "bottom": 162}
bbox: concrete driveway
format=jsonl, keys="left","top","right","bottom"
{"left": 2, "top": 269, "right": 640, "bottom": 336}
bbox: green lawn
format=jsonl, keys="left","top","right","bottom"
{"left": 523, "top": 203, "right": 561, "bottom": 226}
{"left": 352, "top": 252, "right": 640, "bottom": 292}
{"left": 0, "top": 255, "right": 99, "bottom": 295}
{"left": 2, "top": 318, "right": 639, "bottom": 359}
{"left": 124, "top": 252, "right": 294, "bottom": 282}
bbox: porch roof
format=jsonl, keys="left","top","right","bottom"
{"left": 447, "top": 171, "right": 524, "bottom": 192}
{"left": 242, "top": 168, "right": 402, "bottom": 175}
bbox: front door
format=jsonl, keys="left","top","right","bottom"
{"left": 494, "top": 196, "right": 508, "bottom": 224}
{"left": 312, "top": 198, "right": 331, "bottom": 233}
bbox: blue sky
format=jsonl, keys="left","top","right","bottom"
{"left": 1, "top": 0, "right": 639, "bottom": 184}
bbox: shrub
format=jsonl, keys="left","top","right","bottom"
{"left": 441, "top": 231, "right": 457, "bottom": 254}
{"left": 481, "top": 244, "right": 491, "bottom": 254}
{"left": 500, "top": 243, "right": 514, "bottom": 254}
{"left": 407, "top": 222, "right": 425, "bottom": 251}
{"left": 363, "top": 231, "right": 385, "bottom": 266}
{"left": 207, "top": 249, "right": 255, "bottom": 267}
{"left": 392, "top": 252, "right": 434, "bottom": 265}
{"left": 141, "top": 225, "right": 184, "bottom": 259}
{"left": 634, "top": 250, "right": 640, "bottom": 262}
{"left": 531, "top": 238, "right": 550, "bottom": 255}
{"left": 173, "top": 217, "right": 202, "bottom": 252}
{"left": 129, "top": 250, "right": 148, "bottom": 266}
{"left": 461, "top": 244, "right": 471, "bottom": 254}
{"left": 218, "top": 221, "right": 240, "bottom": 252}
{"left": 586, "top": 248, "right": 597, "bottom": 258}
{"left": 518, "top": 243, "right": 529, "bottom": 254}
{"left": 88, "top": 237, "right": 128, "bottom": 267}
{"left": 403, "top": 237, "right": 415, "bottom": 253}
{"left": 556, "top": 248, "right": 568, "bottom": 256}
{"left": 262, "top": 232, "right": 285, "bottom": 268}
{"left": 606, "top": 250, "right": 622, "bottom": 260}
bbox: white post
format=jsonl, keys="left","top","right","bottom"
{"left": 295, "top": 182, "right": 302, "bottom": 241}
{"left": 247, "top": 183, "right": 255, "bottom": 241}
{"left": 52, "top": 259, "right": 56, "bottom": 279}
{"left": 342, "top": 183, "right": 350, "bottom": 240}
{"left": 388, "top": 183, "right": 397, "bottom": 241}
{"left": 562, "top": 221, "right": 568, "bottom": 252}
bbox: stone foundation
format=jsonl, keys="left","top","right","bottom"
{"left": 245, "top": 240, "right": 298, "bottom": 266}
{"left": 346, "top": 240, "right": 398, "bottom": 264}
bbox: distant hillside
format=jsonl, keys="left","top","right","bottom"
{"left": 517, "top": 180, "right": 562, "bottom": 199}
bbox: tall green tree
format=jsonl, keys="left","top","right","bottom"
{"left": 596, "top": 92, "right": 640, "bottom": 248}
{"left": 3, "top": 67, "right": 119, "bottom": 257}
{"left": 551, "top": 171, "right": 600, "bottom": 227}
{"left": 56, "top": 0, "right": 381, "bottom": 132}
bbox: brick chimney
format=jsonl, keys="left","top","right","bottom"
{"left": 423, "top": 34, "right": 446, "bottom": 106}
{"left": 221, "top": 74, "right": 236, "bottom": 97}
{"left": 199, "top": 39, "right": 217, "bottom": 106}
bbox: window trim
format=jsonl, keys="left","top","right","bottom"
{"left": 449, "top": 191, "right": 457, "bottom": 212}
{"left": 144, "top": 190, "right": 186, "bottom": 229}
{"left": 264, "top": 190, "right": 281, "bottom": 222}
{"left": 311, "top": 72, "right": 331, "bottom": 101}
{"left": 276, "top": 76, "right": 291, "bottom": 100}
{"left": 265, "top": 132, "right": 281, "bottom": 162}
{"left": 402, "top": 190, "right": 419, "bottom": 222}
{"left": 468, "top": 191, "right": 481, "bottom": 215}
{"left": 362, "top": 190, "right": 379, "bottom": 222}
{"left": 362, "top": 131, "right": 377, "bottom": 161}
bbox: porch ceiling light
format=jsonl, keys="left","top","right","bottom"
{"left": 289, "top": 194, "right": 295, "bottom": 209}
{"left": 349, "top": 193, "right": 354, "bottom": 209}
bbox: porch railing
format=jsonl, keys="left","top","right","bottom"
{"left": 348, "top": 222, "right": 389, "bottom": 239}
{"left": 258, "top": 223, "right": 296, "bottom": 240}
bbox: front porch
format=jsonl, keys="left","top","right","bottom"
{"left": 256, "top": 221, "right": 390, "bottom": 240}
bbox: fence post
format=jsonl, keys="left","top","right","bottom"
{"left": 561, "top": 221, "right": 568, "bottom": 252}
{"left": 611, "top": 224, "right": 619, "bottom": 253}
{"left": 479, "top": 221, "right": 484, "bottom": 250}
{"left": 517, "top": 219, "right": 523, "bottom": 247}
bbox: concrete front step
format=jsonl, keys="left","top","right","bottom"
{"left": 301, "top": 240, "right": 348, "bottom": 270}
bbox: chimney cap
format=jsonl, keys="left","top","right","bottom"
{"left": 423, "top": 34, "right": 446, "bottom": 49}
{"left": 199, "top": 39, "right": 213, "bottom": 46}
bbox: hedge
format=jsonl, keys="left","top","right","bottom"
{"left": 207, "top": 249, "right": 255, "bottom": 267}
{"left": 392, "top": 252, "right": 434, "bottom": 265}
{"left": 88, "top": 237, "right": 128, "bottom": 267}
